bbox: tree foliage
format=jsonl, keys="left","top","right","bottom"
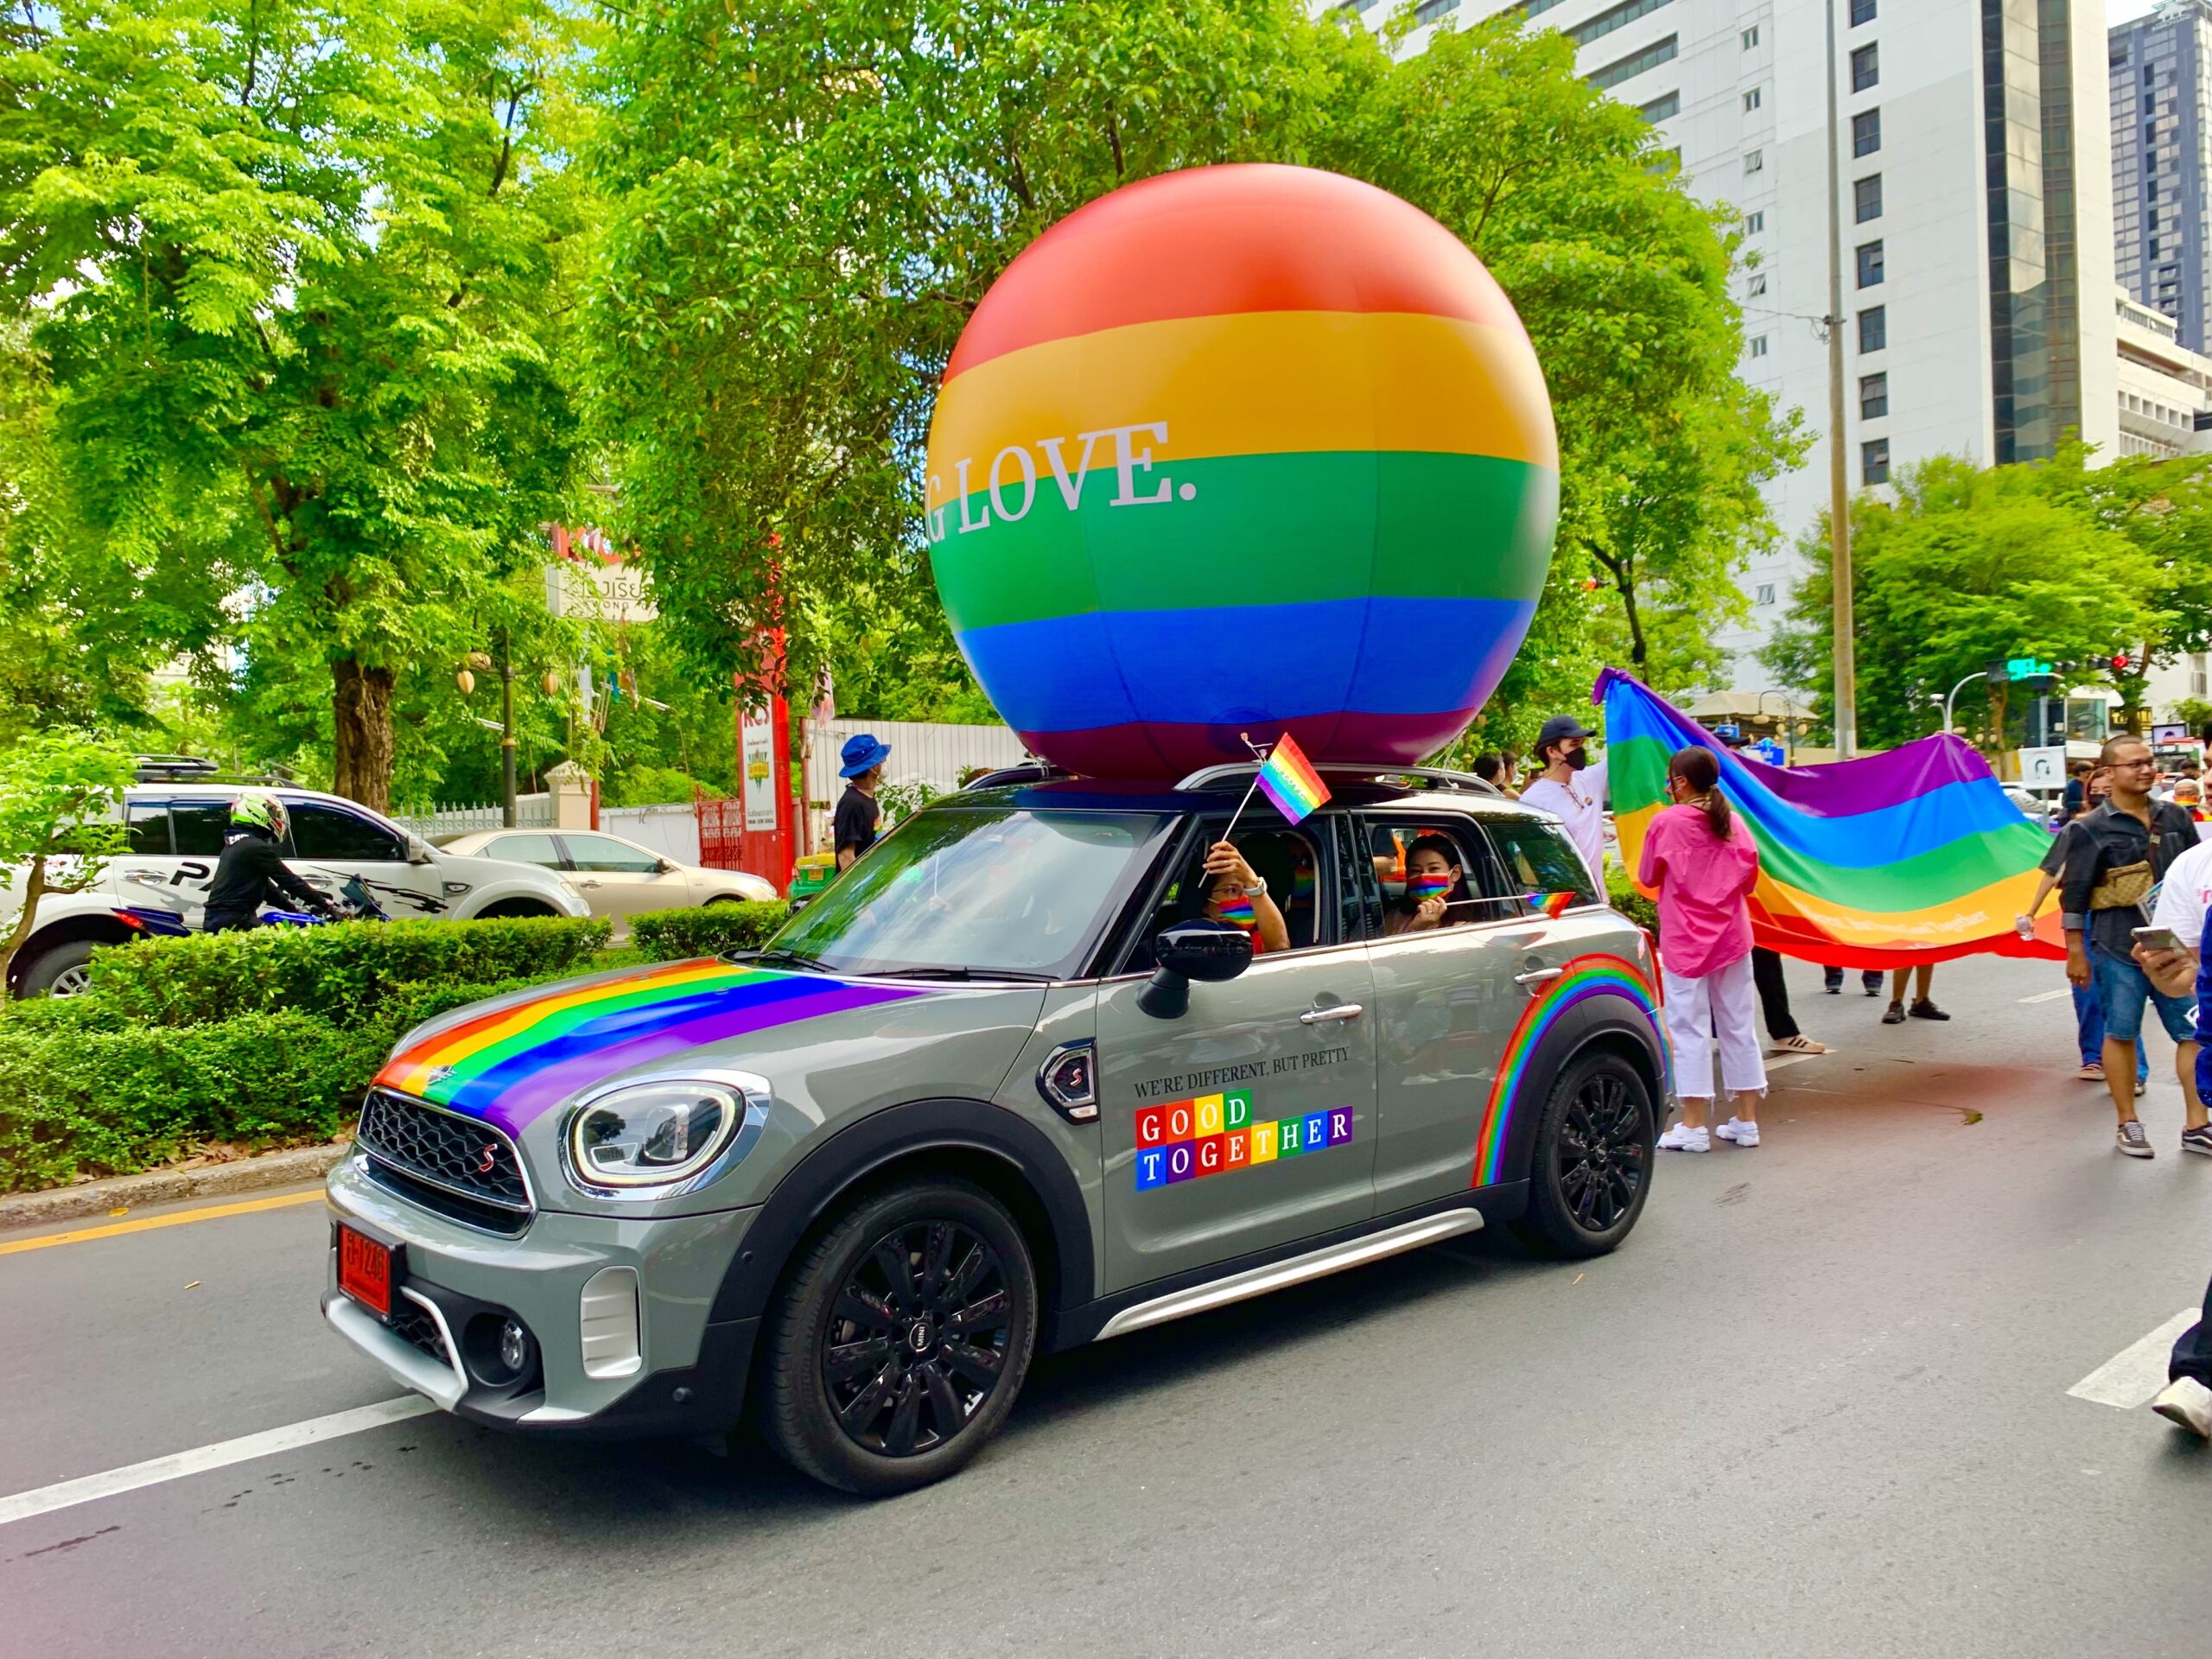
{"left": 0, "top": 729, "right": 133, "bottom": 1001}
{"left": 1764, "top": 453, "right": 2164, "bottom": 749}
{"left": 0, "top": 0, "right": 598, "bottom": 808}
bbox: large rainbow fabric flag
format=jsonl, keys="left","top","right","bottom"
{"left": 1599, "top": 670, "right": 2065, "bottom": 969}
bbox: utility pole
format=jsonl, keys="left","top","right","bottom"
{"left": 1825, "top": 0, "right": 1857, "bottom": 759}
{"left": 499, "top": 625, "right": 518, "bottom": 829}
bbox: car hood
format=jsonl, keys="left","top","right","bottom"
{"left": 372, "top": 957, "right": 1046, "bottom": 1144}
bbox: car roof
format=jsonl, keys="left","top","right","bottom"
{"left": 128, "top": 782, "right": 390, "bottom": 812}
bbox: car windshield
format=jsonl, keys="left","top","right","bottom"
{"left": 763, "top": 805, "right": 1171, "bottom": 981}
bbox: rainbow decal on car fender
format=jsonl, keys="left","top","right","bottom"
{"left": 374, "top": 961, "right": 925, "bottom": 1136}
{"left": 1472, "top": 955, "right": 1666, "bottom": 1188}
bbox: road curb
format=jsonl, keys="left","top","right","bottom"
{"left": 0, "top": 1141, "right": 350, "bottom": 1231}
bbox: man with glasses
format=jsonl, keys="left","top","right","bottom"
{"left": 2062, "top": 736, "right": 2203, "bottom": 1158}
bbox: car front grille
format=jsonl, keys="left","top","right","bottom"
{"left": 356, "top": 1089, "right": 532, "bottom": 1235}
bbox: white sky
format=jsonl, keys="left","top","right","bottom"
{"left": 2109, "top": 0, "right": 2164, "bottom": 22}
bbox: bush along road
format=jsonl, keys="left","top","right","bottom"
{"left": 0, "top": 902, "right": 787, "bottom": 1194}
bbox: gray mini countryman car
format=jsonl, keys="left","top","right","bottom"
{"left": 324, "top": 764, "right": 1669, "bottom": 1494}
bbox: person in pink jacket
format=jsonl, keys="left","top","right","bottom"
{"left": 1637, "top": 746, "right": 1768, "bottom": 1151}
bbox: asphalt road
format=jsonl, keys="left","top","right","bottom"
{"left": 5, "top": 953, "right": 2211, "bottom": 1659}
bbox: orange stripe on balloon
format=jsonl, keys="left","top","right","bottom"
{"left": 944, "top": 164, "right": 1529, "bottom": 380}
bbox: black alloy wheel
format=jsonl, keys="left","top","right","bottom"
{"left": 762, "top": 1178, "right": 1037, "bottom": 1495}
{"left": 1513, "top": 1050, "right": 1655, "bottom": 1259}
{"left": 822, "top": 1218, "right": 1013, "bottom": 1459}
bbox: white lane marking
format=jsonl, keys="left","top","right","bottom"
{"left": 0, "top": 1396, "right": 435, "bottom": 1529}
{"left": 2066, "top": 1309, "right": 2200, "bottom": 1408}
{"left": 2019, "top": 988, "right": 2074, "bottom": 1004}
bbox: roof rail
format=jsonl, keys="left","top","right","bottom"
{"left": 958, "top": 763, "right": 1069, "bottom": 791}
{"left": 131, "top": 756, "right": 301, "bottom": 786}
{"left": 1172, "top": 761, "right": 1505, "bottom": 798}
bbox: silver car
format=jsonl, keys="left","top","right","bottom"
{"left": 324, "top": 766, "right": 1668, "bottom": 1494}
{"left": 438, "top": 829, "right": 776, "bottom": 933}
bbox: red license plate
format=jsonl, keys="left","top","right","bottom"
{"left": 338, "top": 1224, "right": 394, "bottom": 1319}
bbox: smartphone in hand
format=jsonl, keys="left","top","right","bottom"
{"left": 2132, "top": 925, "right": 2182, "bottom": 954}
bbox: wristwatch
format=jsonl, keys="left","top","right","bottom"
{"left": 1239, "top": 879, "right": 1267, "bottom": 898}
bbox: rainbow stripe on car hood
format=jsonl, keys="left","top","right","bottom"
{"left": 373, "top": 960, "right": 925, "bottom": 1135}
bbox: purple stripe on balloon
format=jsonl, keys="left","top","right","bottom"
{"left": 1015, "top": 709, "right": 1478, "bottom": 781}
{"left": 462, "top": 983, "right": 921, "bottom": 1136}
{"left": 1595, "top": 667, "right": 1998, "bottom": 818}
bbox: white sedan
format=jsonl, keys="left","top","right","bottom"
{"left": 438, "top": 828, "right": 775, "bottom": 933}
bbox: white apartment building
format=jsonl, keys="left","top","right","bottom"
{"left": 1327, "top": 1, "right": 2125, "bottom": 685}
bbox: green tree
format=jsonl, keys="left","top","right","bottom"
{"left": 0, "top": 730, "right": 133, "bottom": 1001}
{"left": 585, "top": 0, "right": 1348, "bottom": 715}
{"left": 1764, "top": 455, "right": 2162, "bottom": 750}
{"left": 1, "top": 0, "right": 597, "bottom": 810}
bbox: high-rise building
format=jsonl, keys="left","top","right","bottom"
{"left": 1324, "top": 1, "right": 2121, "bottom": 683}
{"left": 2111, "top": 1, "right": 2212, "bottom": 355}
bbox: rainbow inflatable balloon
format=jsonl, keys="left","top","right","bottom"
{"left": 924, "top": 163, "right": 1558, "bottom": 779}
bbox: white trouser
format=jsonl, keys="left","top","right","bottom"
{"left": 1660, "top": 954, "right": 1767, "bottom": 1102}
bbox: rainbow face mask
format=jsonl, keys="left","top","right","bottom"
{"left": 1213, "top": 894, "right": 1258, "bottom": 928}
{"left": 1409, "top": 873, "right": 1454, "bottom": 902}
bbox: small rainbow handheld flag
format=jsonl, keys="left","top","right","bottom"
{"left": 1252, "top": 731, "right": 1331, "bottom": 826}
{"left": 1526, "top": 891, "right": 1574, "bottom": 919}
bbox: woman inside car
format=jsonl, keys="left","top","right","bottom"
{"left": 1386, "top": 833, "right": 1477, "bottom": 935}
{"left": 1185, "top": 838, "right": 1290, "bottom": 954}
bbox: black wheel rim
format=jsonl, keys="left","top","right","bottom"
{"left": 1556, "top": 1071, "right": 1645, "bottom": 1234}
{"left": 821, "top": 1219, "right": 1013, "bottom": 1459}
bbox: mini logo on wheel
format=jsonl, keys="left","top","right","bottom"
{"left": 908, "top": 1320, "right": 932, "bottom": 1353}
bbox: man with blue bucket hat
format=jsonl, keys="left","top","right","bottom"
{"left": 834, "top": 732, "right": 891, "bottom": 871}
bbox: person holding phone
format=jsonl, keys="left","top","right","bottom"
{"left": 2131, "top": 833, "right": 2212, "bottom": 1157}
{"left": 2065, "top": 736, "right": 2204, "bottom": 1157}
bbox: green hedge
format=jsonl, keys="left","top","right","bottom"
{"left": 85, "top": 915, "right": 609, "bottom": 1027}
{"left": 1605, "top": 864, "right": 1661, "bottom": 941}
{"left": 0, "top": 974, "right": 550, "bottom": 1193}
{"left": 631, "top": 902, "right": 786, "bottom": 961}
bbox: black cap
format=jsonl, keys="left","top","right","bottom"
{"left": 1535, "top": 714, "right": 1592, "bottom": 753}
{"left": 1717, "top": 730, "right": 1750, "bottom": 748}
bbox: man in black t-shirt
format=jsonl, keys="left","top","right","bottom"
{"left": 834, "top": 733, "right": 890, "bottom": 871}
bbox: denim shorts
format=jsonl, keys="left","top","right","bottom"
{"left": 2088, "top": 944, "right": 2198, "bottom": 1045}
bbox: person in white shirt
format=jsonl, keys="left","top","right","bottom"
{"left": 1517, "top": 713, "right": 1608, "bottom": 891}
{"left": 2130, "top": 837, "right": 2212, "bottom": 1155}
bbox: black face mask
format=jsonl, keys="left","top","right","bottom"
{"left": 1563, "top": 747, "right": 1590, "bottom": 771}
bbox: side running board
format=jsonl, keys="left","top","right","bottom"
{"left": 1094, "top": 1208, "right": 1484, "bottom": 1342}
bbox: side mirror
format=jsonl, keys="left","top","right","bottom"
{"left": 658, "top": 857, "right": 678, "bottom": 874}
{"left": 408, "top": 839, "right": 435, "bottom": 866}
{"left": 1138, "top": 919, "right": 1253, "bottom": 1020}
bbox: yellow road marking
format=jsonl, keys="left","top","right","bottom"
{"left": 0, "top": 1189, "right": 325, "bottom": 1255}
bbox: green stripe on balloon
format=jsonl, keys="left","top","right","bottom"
{"left": 931, "top": 450, "right": 1558, "bottom": 633}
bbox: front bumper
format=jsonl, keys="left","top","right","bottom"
{"left": 321, "top": 1153, "right": 761, "bottom": 1439}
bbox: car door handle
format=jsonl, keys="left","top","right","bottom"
{"left": 1514, "top": 968, "right": 1564, "bottom": 987}
{"left": 1299, "top": 1004, "right": 1364, "bottom": 1025}
{"left": 579, "top": 879, "right": 602, "bottom": 888}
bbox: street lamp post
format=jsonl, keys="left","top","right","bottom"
{"left": 499, "top": 626, "right": 518, "bottom": 829}
{"left": 1941, "top": 671, "right": 1985, "bottom": 737}
{"left": 1824, "top": 0, "right": 1858, "bottom": 760}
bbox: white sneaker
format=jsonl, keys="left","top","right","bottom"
{"left": 1657, "top": 1122, "right": 1711, "bottom": 1153}
{"left": 2152, "top": 1376, "right": 2212, "bottom": 1438}
{"left": 1716, "top": 1117, "right": 1761, "bottom": 1147}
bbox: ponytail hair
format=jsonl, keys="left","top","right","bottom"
{"left": 1669, "top": 746, "right": 1732, "bottom": 840}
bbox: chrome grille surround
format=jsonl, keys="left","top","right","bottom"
{"left": 355, "top": 1088, "right": 534, "bottom": 1233}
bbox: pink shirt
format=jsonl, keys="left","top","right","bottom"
{"left": 1636, "top": 803, "right": 1759, "bottom": 978}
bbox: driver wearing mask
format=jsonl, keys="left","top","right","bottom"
{"left": 1516, "top": 713, "right": 1608, "bottom": 891}
{"left": 202, "top": 793, "right": 335, "bottom": 933}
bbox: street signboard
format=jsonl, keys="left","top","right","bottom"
{"left": 2017, "top": 745, "right": 2068, "bottom": 790}
{"left": 2151, "top": 721, "right": 2192, "bottom": 746}
{"left": 1713, "top": 722, "right": 1739, "bottom": 739}
{"left": 741, "top": 710, "right": 779, "bottom": 832}
{"left": 1751, "top": 739, "right": 1786, "bottom": 765}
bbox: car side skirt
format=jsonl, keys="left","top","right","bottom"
{"left": 1050, "top": 1182, "right": 1528, "bottom": 1352}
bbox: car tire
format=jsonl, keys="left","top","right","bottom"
{"left": 20, "top": 939, "right": 99, "bottom": 999}
{"left": 1510, "top": 1047, "right": 1655, "bottom": 1260}
{"left": 760, "top": 1177, "right": 1038, "bottom": 1496}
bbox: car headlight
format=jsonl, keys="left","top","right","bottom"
{"left": 564, "top": 1077, "right": 767, "bottom": 1191}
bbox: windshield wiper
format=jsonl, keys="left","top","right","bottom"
{"left": 750, "top": 948, "right": 822, "bottom": 973}
{"left": 864, "top": 965, "right": 1052, "bottom": 983}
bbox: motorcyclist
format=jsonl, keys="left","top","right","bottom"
{"left": 201, "top": 794, "right": 334, "bottom": 933}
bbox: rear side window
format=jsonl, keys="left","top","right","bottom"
{"left": 485, "top": 833, "right": 563, "bottom": 868}
{"left": 125, "top": 803, "right": 173, "bottom": 855}
{"left": 289, "top": 802, "right": 405, "bottom": 862}
{"left": 1481, "top": 816, "right": 1599, "bottom": 906}
{"left": 561, "top": 834, "right": 662, "bottom": 874}
{"left": 172, "top": 803, "right": 231, "bottom": 857}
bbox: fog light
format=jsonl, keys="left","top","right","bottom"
{"left": 499, "top": 1318, "right": 532, "bottom": 1376}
